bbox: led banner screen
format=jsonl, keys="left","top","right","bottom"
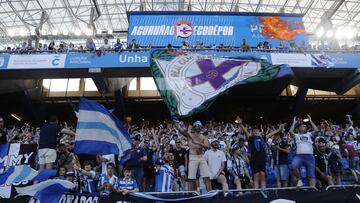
{"left": 128, "top": 12, "right": 308, "bottom": 48}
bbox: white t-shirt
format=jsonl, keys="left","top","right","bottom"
{"left": 204, "top": 149, "right": 226, "bottom": 179}
{"left": 294, "top": 132, "right": 313, "bottom": 155}
{"left": 101, "top": 44, "right": 111, "bottom": 50}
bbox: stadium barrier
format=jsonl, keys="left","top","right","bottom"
{"left": 4, "top": 186, "right": 360, "bottom": 203}
{"left": 210, "top": 186, "right": 318, "bottom": 194}
{"left": 1, "top": 48, "right": 360, "bottom": 54}
{"left": 325, "top": 184, "right": 360, "bottom": 190}
{"left": 144, "top": 191, "right": 200, "bottom": 196}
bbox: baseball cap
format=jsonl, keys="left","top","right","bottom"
{"left": 210, "top": 138, "right": 219, "bottom": 144}
{"left": 318, "top": 138, "right": 326, "bottom": 143}
{"left": 193, "top": 121, "right": 202, "bottom": 127}
{"left": 231, "top": 144, "right": 240, "bottom": 153}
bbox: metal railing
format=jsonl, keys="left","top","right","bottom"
{"left": 325, "top": 184, "right": 360, "bottom": 190}
{"left": 210, "top": 186, "right": 318, "bottom": 194}
{"left": 144, "top": 190, "right": 200, "bottom": 196}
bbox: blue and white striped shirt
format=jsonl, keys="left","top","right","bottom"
{"left": 97, "top": 173, "right": 118, "bottom": 195}
{"left": 155, "top": 164, "right": 174, "bottom": 192}
{"left": 117, "top": 177, "right": 138, "bottom": 190}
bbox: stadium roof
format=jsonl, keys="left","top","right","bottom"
{"left": 0, "top": 0, "right": 359, "bottom": 41}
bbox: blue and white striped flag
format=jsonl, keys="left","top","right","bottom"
{"left": 0, "top": 165, "right": 56, "bottom": 185}
{"left": 74, "top": 97, "right": 132, "bottom": 155}
{"left": 16, "top": 179, "right": 75, "bottom": 203}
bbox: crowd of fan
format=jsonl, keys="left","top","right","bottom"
{"left": 0, "top": 115, "right": 360, "bottom": 196}
{"left": 2, "top": 38, "right": 360, "bottom": 54}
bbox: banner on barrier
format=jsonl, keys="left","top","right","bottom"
{"left": 7, "top": 54, "right": 66, "bottom": 69}
{"left": 4, "top": 188, "right": 360, "bottom": 203}
{"left": 0, "top": 51, "right": 359, "bottom": 70}
{"left": 0, "top": 144, "right": 38, "bottom": 198}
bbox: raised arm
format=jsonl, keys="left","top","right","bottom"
{"left": 308, "top": 115, "right": 319, "bottom": 134}
{"left": 289, "top": 117, "right": 297, "bottom": 136}
{"left": 266, "top": 124, "right": 285, "bottom": 140}
{"left": 150, "top": 127, "right": 160, "bottom": 148}
{"left": 173, "top": 120, "right": 192, "bottom": 140}
{"left": 61, "top": 128, "right": 75, "bottom": 136}
{"left": 236, "top": 116, "right": 250, "bottom": 140}
{"left": 346, "top": 115, "right": 354, "bottom": 126}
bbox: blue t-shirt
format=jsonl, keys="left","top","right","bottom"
{"left": 127, "top": 147, "right": 147, "bottom": 168}
{"left": 114, "top": 43, "right": 122, "bottom": 51}
{"left": 117, "top": 177, "right": 138, "bottom": 190}
{"left": 39, "top": 123, "right": 63, "bottom": 149}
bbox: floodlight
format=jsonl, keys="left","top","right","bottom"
{"left": 63, "top": 29, "right": 69, "bottom": 35}
{"left": 335, "top": 27, "right": 344, "bottom": 39}
{"left": 8, "top": 30, "right": 14, "bottom": 37}
{"left": 316, "top": 27, "right": 324, "bottom": 38}
{"left": 19, "top": 29, "right": 27, "bottom": 36}
{"left": 85, "top": 28, "right": 92, "bottom": 36}
{"left": 345, "top": 27, "right": 355, "bottom": 39}
{"left": 75, "top": 29, "right": 81, "bottom": 36}
{"left": 326, "top": 30, "right": 333, "bottom": 38}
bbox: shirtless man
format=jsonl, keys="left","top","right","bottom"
{"left": 174, "top": 120, "right": 212, "bottom": 192}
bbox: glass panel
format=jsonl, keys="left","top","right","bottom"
{"left": 140, "top": 77, "right": 157, "bottom": 90}
{"left": 129, "top": 78, "right": 137, "bottom": 90}
{"left": 42, "top": 79, "right": 51, "bottom": 89}
{"left": 49, "top": 79, "right": 69, "bottom": 92}
{"left": 44, "top": 78, "right": 80, "bottom": 92}
{"left": 67, "top": 79, "right": 80, "bottom": 91}
{"left": 85, "top": 78, "right": 98, "bottom": 91}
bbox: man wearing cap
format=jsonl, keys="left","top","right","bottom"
{"left": 228, "top": 144, "right": 252, "bottom": 195}
{"left": 174, "top": 120, "right": 212, "bottom": 192}
{"left": 126, "top": 134, "right": 147, "bottom": 191}
{"left": 204, "top": 139, "right": 228, "bottom": 195}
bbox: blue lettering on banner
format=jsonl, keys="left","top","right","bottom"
{"left": 52, "top": 56, "right": 60, "bottom": 66}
